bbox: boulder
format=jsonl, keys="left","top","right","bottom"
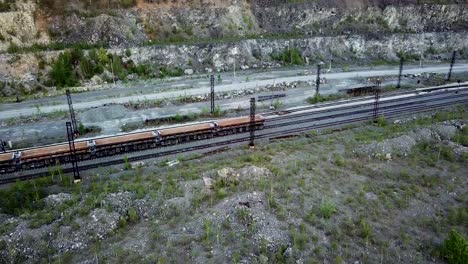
{"left": 90, "top": 75, "right": 103, "bottom": 85}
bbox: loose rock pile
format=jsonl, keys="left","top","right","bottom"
{"left": 356, "top": 121, "right": 465, "bottom": 160}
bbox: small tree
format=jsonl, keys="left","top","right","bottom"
{"left": 439, "top": 230, "right": 468, "bottom": 264}
{"left": 50, "top": 51, "right": 79, "bottom": 87}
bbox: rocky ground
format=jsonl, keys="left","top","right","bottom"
{"left": 0, "top": 107, "right": 466, "bottom": 263}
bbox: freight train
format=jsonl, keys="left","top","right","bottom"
{"left": 0, "top": 115, "right": 265, "bottom": 173}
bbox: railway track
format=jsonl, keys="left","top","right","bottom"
{"left": 1, "top": 88, "right": 466, "bottom": 184}
{"left": 4, "top": 84, "right": 467, "bottom": 154}
{"left": 265, "top": 92, "right": 468, "bottom": 129}
{"left": 263, "top": 82, "right": 467, "bottom": 117}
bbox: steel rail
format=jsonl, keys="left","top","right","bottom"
{"left": 265, "top": 93, "right": 468, "bottom": 129}
{"left": 262, "top": 84, "right": 468, "bottom": 117}
{"left": 266, "top": 88, "right": 468, "bottom": 122}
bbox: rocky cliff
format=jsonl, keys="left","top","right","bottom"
{"left": 0, "top": 0, "right": 467, "bottom": 95}
{"left": 0, "top": 0, "right": 466, "bottom": 50}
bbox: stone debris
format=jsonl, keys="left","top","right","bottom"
{"left": 123, "top": 81, "right": 305, "bottom": 110}
{"left": 203, "top": 166, "right": 271, "bottom": 186}
{"left": 431, "top": 124, "right": 457, "bottom": 140}
{"left": 182, "top": 192, "right": 289, "bottom": 263}
{"left": 356, "top": 121, "right": 466, "bottom": 159}
{"left": 184, "top": 69, "right": 194, "bottom": 75}
{"left": 0, "top": 207, "right": 120, "bottom": 262}
{"left": 44, "top": 193, "right": 74, "bottom": 208}
{"left": 203, "top": 177, "right": 214, "bottom": 189}
{"left": 357, "top": 135, "right": 417, "bottom": 158}
{"left": 103, "top": 191, "right": 135, "bottom": 215}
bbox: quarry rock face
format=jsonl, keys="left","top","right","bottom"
{"left": 0, "top": 31, "right": 467, "bottom": 93}
{"left": 0, "top": 1, "right": 466, "bottom": 51}
{"left": 0, "top": 0, "right": 466, "bottom": 94}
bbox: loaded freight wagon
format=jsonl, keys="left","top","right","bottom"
{"left": 0, "top": 115, "right": 266, "bottom": 173}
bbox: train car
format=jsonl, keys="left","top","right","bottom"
{"left": 19, "top": 142, "right": 89, "bottom": 169}
{"left": 0, "top": 114, "right": 267, "bottom": 174}
{"left": 93, "top": 131, "right": 157, "bottom": 156}
{"left": 157, "top": 123, "right": 216, "bottom": 145}
{"left": 0, "top": 152, "right": 15, "bottom": 173}
{"left": 215, "top": 114, "right": 265, "bottom": 135}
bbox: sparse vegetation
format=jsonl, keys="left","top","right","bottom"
{"left": 0, "top": 107, "right": 466, "bottom": 263}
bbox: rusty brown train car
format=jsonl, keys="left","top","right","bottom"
{"left": 0, "top": 114, "right": 266, "bottom": 173}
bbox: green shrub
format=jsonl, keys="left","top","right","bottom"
{"left": 291, "top": 223, "right": 308, "bottom": 250}
{"left": 454, "top": 127, "right": 468, "bottom": 147}
{"left": 118, "top": 217, "right": 127, "bottom": 229}
{"left": 439, "top": 230, "right": 468, "bottom": 264}
{"left": 78, "top": 122, "right": 87, "bottom": 135}
{"left": 97, "top": 47, "right": 109, "bottom": 65}
{"left": 0, "top": 180, "right": 47, "bottom": 215}
{"left": 123, "top": 156, "right": 132, "bottom": 170}
{"left": 271, "top": 47, "right": 304, "bottom": 65}
{"left": 307, "top": 93, "right": 345, "bottom": 104}
{"left": 376, "top": 115, "right": 387, "bottom": 126}
{"left": 119, "top": 0, "right": 135, "bottom": 8}
{"left": 359, "top": 219, "right": 373, "bottom": 239}
{"left": 125, "top": 49, "right": 132, "bottom": 57}
{"left": 159, "top": 67, "right": 183, "bottom": 78}
{"left": 216, "top": 188, "right": 228, "bottom": 199}
{"left": 128, "top": 207, "right": 139, "bottom": 223}
{"left": 448, "top": 207, "right": 468, "bottom": 226}
{"left": 440, "top": 146, "right": 456, "bottom": 162}
{"left": 80, "top": 57, "right": 94, "bottom": 79}
{"left": 130, "top": 64, "right": 152, "bottom": 78}
{"left": 319, "top": 200, "right": 337, "bottom": 219}
{"left": 7, "top": 42, "right": 20, "bottom": 53}
{"left": 333, "top": 154, "right": 345, "bottom": 167}
{"left": 111, "top": 55, "right": 128, "bottom": 80}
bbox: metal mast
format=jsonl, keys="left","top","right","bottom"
{"left": 66, "top": 89, "right": 78, "bottom": 135}
{"left": 66, "top": 122, "right": 81, "bottom": 183}
{"left": 249, "top": 98, "right": 256, "bottom": 148}
{"left": 315, "top": 63, "right": 321, "bottom": 97}
{"left": 373, "top": 80, "right": 381, "bottom": 121}
{"left": 397, "top": 57, "right": 404, "bottom": 89}
{"left": 210, "top": 74, "right": 215, "bottom": 114}
{"left": 447, "top": 51, "right": 456, "bottom": 82}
